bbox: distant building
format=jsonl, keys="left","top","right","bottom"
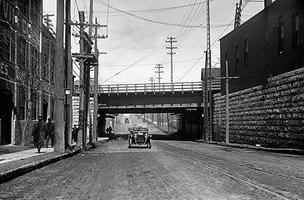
{"left": 220, "top": 0, "right": 304, "bottom": 93}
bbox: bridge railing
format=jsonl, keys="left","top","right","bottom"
{"left": 97, "top": 80, "right": 221, "bottom": 95}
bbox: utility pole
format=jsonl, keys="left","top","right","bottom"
{"left": 206, "top": 0, "right": 212, "bottom": 141}
{"left": 54, "top": 0, "right": 65, "bottom": 152}
{"left": 166, "top": 36, "right": 177, "bottom": 84}
{"left": 155, "top": 64, "right": 164, "bottom": 91}
{"left": 92, "top": 18, "right": 99, "bottom": 143}
{"left": 234, "top": 0, "right": 243, "bottom": 29}
{"left": 203, "top": 51, "right": 208, "bottom": 140}
{"left": 225, "top": 60, "right": 230, "bottom": 144}
{"left": 89, "top": 0, "right": 107, "bottom": 143}
{"left": 212, "top": 61, "right": 238, "bottom": 144}
{"left": 220, "top": 61, "right": 239, "bottom": 144}
{"left": 71, "top": 11, "right": 107, "bottom": 148}
{"left": 149, "top": 77, "right": 154, "bottom": 92}
{"left": 65, "top": 0, "right": 72, "bottom": 147}
{"left": 75, "top": 11, "right": 86, "bottom": 148}
{"left": 88, "top": 0, "right": 94, "bottom": 144}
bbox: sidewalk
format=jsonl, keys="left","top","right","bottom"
{"left": 0, "top": 137, "right": 109, "bottom": 184}
{"left": 196, "top": 140, "right": 304, "bottom": 155}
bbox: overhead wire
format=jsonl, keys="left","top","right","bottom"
{"left": 94, "top": 2, "right": 207, "bottom": 16}
{"left": 96, "top": 0, "right": 230, "bottom": 28}
{"left": 101, "top": 48, "right": 163, "bottom": 83}
{"left": 178, "top": 0, "right": 252, "bottom": 81}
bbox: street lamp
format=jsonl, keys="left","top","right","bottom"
{"left": 64, "top": 88, "right": 71, "bottom": 148}
{"left": 65, "top": 88, "right": 71, "bottom": 95}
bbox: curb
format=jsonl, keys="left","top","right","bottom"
{"left": 196, "top": 140, "right": 304, "bottom": 155}
{"left": 0, "top": 149, "right": 81, "bottom": 184}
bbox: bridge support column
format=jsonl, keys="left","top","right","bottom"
{"left": 97, "top": 113, "right": 106, "bottom": 137}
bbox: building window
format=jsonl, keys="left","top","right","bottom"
{"left": 244, "top": 39, "right": 248, "bottom": 65}
{"left": 278, "top": 22, "right": 284, "bottom": 54}
{"left": 292, "top": 14, "right": 300, "bottom": 48}
{"left": 235, "top": 45, "right": 239, "bottom": 72}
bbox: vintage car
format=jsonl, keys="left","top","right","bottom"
{"left": 128, "top": 127, "right": 152, "bottom": 148}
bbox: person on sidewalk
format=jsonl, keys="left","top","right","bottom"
{"left": 72, "top": 125, "right": 78, "bottom": 143}
{"left": 45, "top": 117, "right": 55, "bottom": 148}
{"left": 31, "top": 116, "right": 46, "bottom": 153}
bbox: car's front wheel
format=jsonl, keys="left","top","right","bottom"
{"left": 128, "top": 138, "right": 132, "bottom": 148}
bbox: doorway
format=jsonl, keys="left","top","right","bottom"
{"left": 0, "top": 90, "right": 13, "bottom": 145}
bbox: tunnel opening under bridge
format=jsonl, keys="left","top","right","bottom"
{"left": 97, "top": 108, "right": 206, "bottom": 141}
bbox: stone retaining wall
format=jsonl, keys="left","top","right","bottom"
{"left": 213, "top": 67, "right": 304, "bottom": 149}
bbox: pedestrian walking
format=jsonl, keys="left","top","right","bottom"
{"left": 72, "top": 125, "right": 78, "bottom": 143}
{"left": 45, "top": 117, "right": 55, "bottom": 147}
{"left": 108, "top": 125, "right": 112, "bottom": 134}
{"left": 31, "top": 116, "right": 46, "bottom": 153}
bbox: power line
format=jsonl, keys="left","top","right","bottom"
{"left": 103, "top": 57, "right": 205, "bottom": 67}
{"left": 94, "top": 2, "right": 206, "bottom": 16}
{"left": 178, "top": 56, "right": 204, "bottom": 81}
{"left": 96, "top": 0, "right": 231, "bottom": 28}
{"left": 101, "top": 48, "right": 162, "bottom": 83}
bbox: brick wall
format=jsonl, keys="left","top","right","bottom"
{"left": 220, "top": 0, "right": 304, "bottom": 93}
{"left": 213, "top": 67, "right": 304, "bottom": 149}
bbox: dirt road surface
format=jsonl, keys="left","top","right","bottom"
{"left": 0, "top": 117, "right": 303, "bottom": 199}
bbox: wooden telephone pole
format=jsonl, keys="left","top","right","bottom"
{"left": 54, "top": 0, "right": 65, "bottom": 152}
{"left": 166, "top": 36, "right": 177, "bottom": 84}
{"left": 155, "top": 64, "right": 164, "bottom": 91}
{"left": 71, "top": 10, "right": 107, "bottom": 148}
{"left": 65, "top": 0, "right": 73, "bottom": 147}
{"left": 89, "top": 0, "right": 107, "bottom": 143}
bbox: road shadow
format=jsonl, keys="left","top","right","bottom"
{"left": 115, "top": 132, "right": 196, "bottom": 141}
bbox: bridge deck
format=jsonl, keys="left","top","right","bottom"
{"left": 98, "top": 80, "right": 221, "bottom": 95}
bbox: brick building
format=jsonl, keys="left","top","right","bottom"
{"left": 220, "top": 0, "right": 304, "bottom": 93}
{"left": 0, "top": 0, "right": 55, "bottom": 145}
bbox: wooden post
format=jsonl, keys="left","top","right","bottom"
{"left": 54, "top": 0, "right": 65, "bottom": 152}
{"left": 225, "top": 60, "right": 230, "bottom": 144}
{"left": 92, "top": 18, "right": 99, "bottom": 142}
{"left": 65, "top": 0, "right": 72, "bottom": 146}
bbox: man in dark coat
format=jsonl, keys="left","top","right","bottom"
{"left": 45, "top": 117, "right": 55, "bottom": 147}
{"left": 72, "top": 125, "right": 78, "bottom": 143}
{"left": 32, "top": 116, "right": 46, "bottom": 153}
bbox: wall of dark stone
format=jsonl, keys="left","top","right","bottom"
{"left": 213, "top": 67, "right": 304, "bottom": 149}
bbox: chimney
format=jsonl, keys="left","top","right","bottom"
{"left": 264, "top": 0, "right": 272, "bottom": 8}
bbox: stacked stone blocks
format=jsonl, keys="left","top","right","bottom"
{"left": 213, "top": 67, "right": 304, "bottom": 149}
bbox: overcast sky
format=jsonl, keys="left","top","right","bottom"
{"left": 43, "top": 0, "right": 264, "bottom": 84}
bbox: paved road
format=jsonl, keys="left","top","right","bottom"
{"left": 0, "top": 118, "right": 303, "bottom": 199}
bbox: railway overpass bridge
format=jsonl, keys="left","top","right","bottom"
{"left": 74, "top": 80, "right": 221, "bottom": 138}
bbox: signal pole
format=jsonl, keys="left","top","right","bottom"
{"left": 166, "top": 36, "right": 177, "bottom": 84}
